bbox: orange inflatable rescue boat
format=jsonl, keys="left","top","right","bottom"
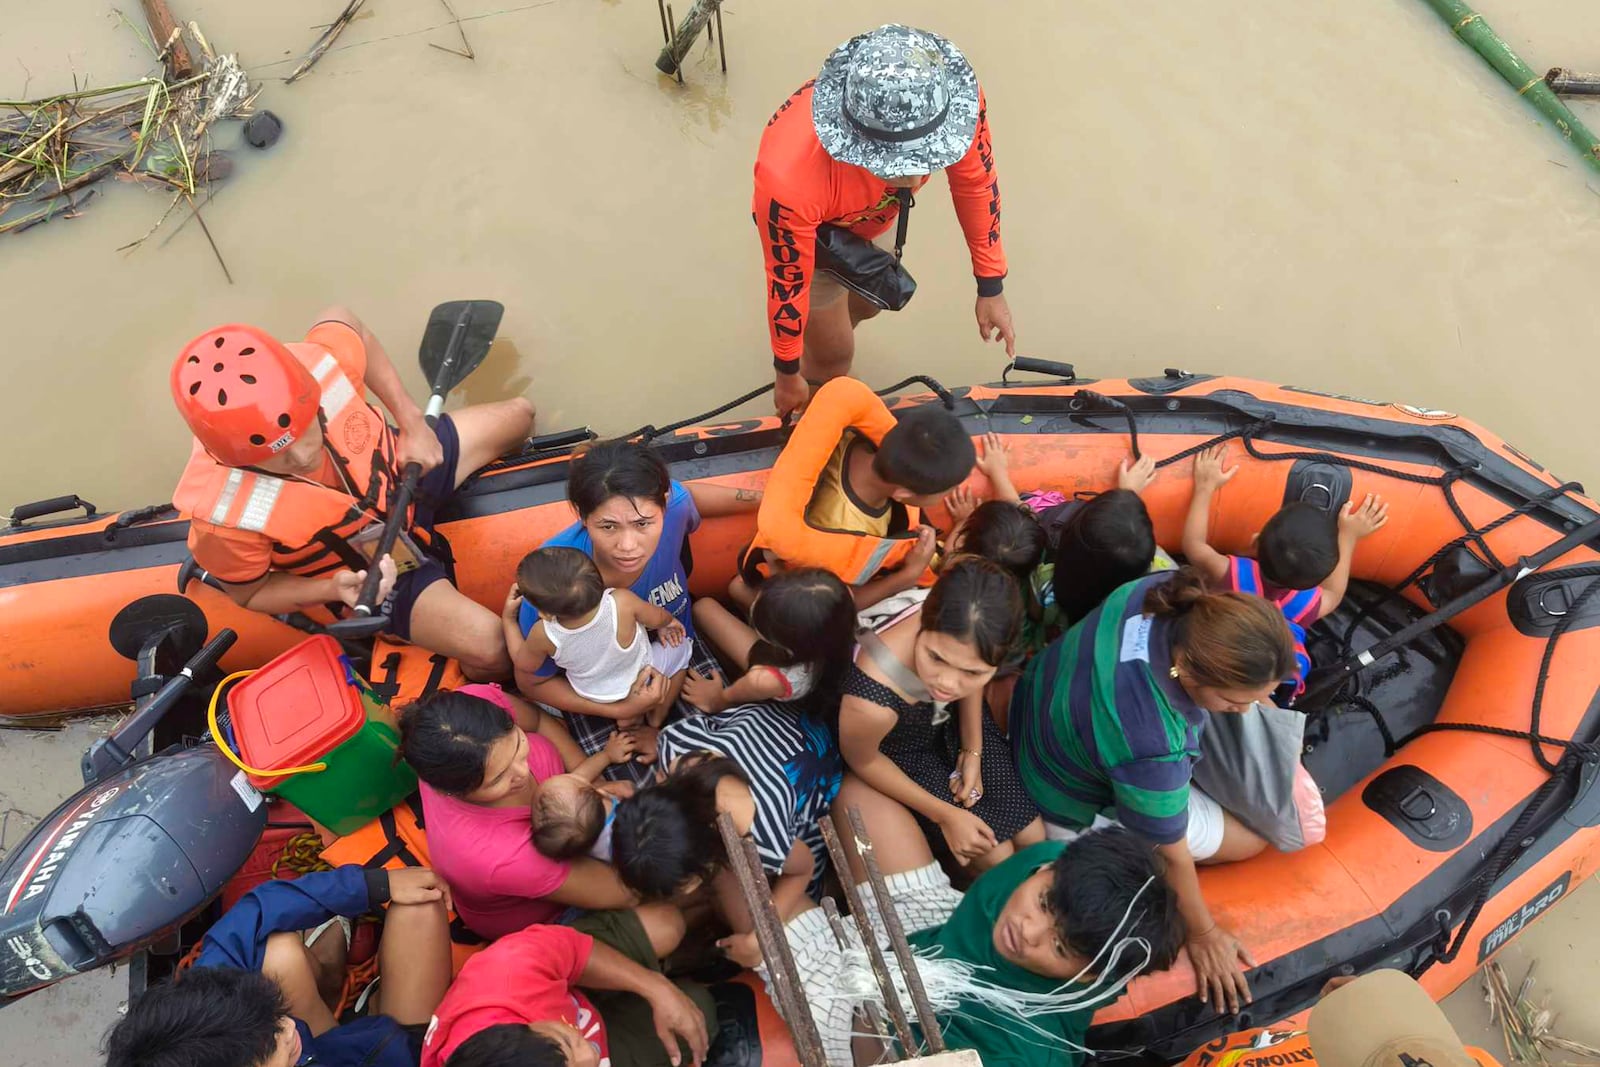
{"left": 4, "top": 363, "right": 1599, "bottom": 1060}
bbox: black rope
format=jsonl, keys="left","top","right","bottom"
{"left": 1526, "top": 574, "right": 1600, "bottom": 771}
{"left": 1237, "top": 434, "right": 1468, "bottom": 487}
{"left": 874, "top": 375, "right": 956, "bottom": 409}
{"left": 1424, "top": 747, "right": 1588, "bottom": 968}
{"left": 1389, "top": 562, "right": 1600, "bottom": 972}
{"left": 1334, "top": 481, "right": 1584, "bottom": 662}
{"left": 1347, "top": 693, "right": 1399, "bottom": 757}
{"left": 1152, "top": 417, "right": 1275, "bottom": 471}
{"left": 631, "top": 382, "right": 776, "bottom": 444}
{"left": 1074, "top": 390, "right": 1141, "bottom": 460}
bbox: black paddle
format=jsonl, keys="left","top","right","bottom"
{"left": 326, "top": 300, "right": 505, "bottom": 640}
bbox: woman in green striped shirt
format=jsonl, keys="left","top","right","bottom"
{"left": 1010, "top": 567, "right": 1296, "bottom": 1015}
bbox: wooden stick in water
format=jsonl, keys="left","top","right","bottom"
{"left": 140, "top": 0, "right": 195, "bottom": 80}
{"left": 819, "top": 815, "right": 917, "bottom": 1053}
{"left": 845, "top": 806, "right": 945, "bottom": 1054}
{"left": 287, "top": 0, "right": 368, "bottom": 84}
{"left": 821, "top": 897, "right": 895, "bottom": 1059}
{"left": 715, "top": 813, "right": 827, "bottom": 1067}
{"left": 1546, "top": 68, "right": 1600, "bottom": 96}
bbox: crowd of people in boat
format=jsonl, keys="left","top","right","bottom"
{"left": 107, "top": 23, "right": 1433, "bottom": 1067}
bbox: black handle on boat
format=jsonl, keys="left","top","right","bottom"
{"left": 1074, "top": 389, "right": 1142, "bottom": 460}
{"left": 1004, "top": 357, "right": 1077, "bottom": 382}
{"left": 82, "top": 629, "right": 238, "bottom": 784}
{"left": 529, "top": 427, "right": 597, "bottom": 451}
{"left": 1300, "top": 514, "right": 1600, "bottom": 708}
{"left": 6, "top": 494, "right": 98, "bottom": 528}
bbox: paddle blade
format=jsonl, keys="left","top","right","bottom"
{"left": 419, "top": 300, "right": 504, "bottom": 394}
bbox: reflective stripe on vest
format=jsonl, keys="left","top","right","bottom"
{"left": 173, "top": 344, "right": 411, "bottom": 577}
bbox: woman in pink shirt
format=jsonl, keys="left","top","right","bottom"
{"left": 398, "top": 684, "right": 641, "bottom": 939}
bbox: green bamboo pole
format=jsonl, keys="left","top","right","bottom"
{"left": 1421, "top": 0, "right": 1600, "bottom": 175}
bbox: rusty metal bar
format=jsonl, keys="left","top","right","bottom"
{"left": 821, "top": 897, "right": 896, "bottom": 1059}
{"left": 819, "top": 814, "right": 917, "bottom": 1052}
{"left": 845, "top": 806, "right": 945, "bottom": 1053}
{"left": 716, "top": 813, "right": 827, "bottom": 1067}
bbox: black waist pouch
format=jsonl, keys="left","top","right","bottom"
{"left": 813, "top": 188, "right": 916, "bottom": 312}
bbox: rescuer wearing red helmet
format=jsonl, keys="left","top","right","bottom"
{"left": 169, "top": 308, "right": 534, "bottom": 678}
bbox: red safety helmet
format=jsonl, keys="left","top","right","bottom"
{"left": 171, "top": 324, "right": 320, "bottom": 468}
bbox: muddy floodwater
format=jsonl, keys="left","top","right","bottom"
{"left": 3, "top": 0, "right": 1599, "bottom": 1062}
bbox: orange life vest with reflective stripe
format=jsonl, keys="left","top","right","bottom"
{"left": 745, "top": 376, "right": 928, "bottom": 585}
{"left": 172, "top": 344, "right": 429, "bottom": 578}
{"left": 321, "top": 794, "right": 486, "bottom": 975}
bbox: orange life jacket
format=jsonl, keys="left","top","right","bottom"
{"left": 743, "top": 376, "right": 928, "bottom": 586}
{"left": 365, "top": 637, "right": 468, "bottom": 709}
{"left": 321, "top": 794, "right": 486, "bottom": 975}
{"left": 1178, "top": 1028, "right": 1504, "bottom": 1067}
{"left": 172, "top": 343, "right": 434, "bottom": 579}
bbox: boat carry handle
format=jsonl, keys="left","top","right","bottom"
{"left": 1003, "top": 356, "right": 1076, "bottom": 384}
{"left": 5, "top": 494, "right": 98, "bottom": 528}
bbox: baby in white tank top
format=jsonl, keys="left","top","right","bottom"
{"left": 505, "top": 547, "right": 693, "bottom": 724}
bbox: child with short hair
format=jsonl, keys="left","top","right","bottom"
{"left": 741, "top": 377, "right": 975, "bottom": 610}
{"left": 684, "top": 567, "right": 857, "bottom": 723}
{"left": 532, "top": 731, "right": 638, "bottom": 862}
{"left": 954, "top": 432, "right": 1175, "bottom": 644}
{"left": 1182, "top": 444, "right": 1389, "bottom": 694}
{"left": 503, "top": 546, "right": 692, "bottom": 727}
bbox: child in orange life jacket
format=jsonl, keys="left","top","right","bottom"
{"left": 1182, "top": 444, "right": 1389, "bottom": 697}
{"left": 739, "top": 377, "right": 975, "bottom": 612}
{"left": 503, "top": 547, "right": 692, "bottom": 728}
{"left": 532, "top": 730, "right": 638, "bottom": 863}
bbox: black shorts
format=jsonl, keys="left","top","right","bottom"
{"left": 382, "top": 413, "right": 461, "bottom": 641}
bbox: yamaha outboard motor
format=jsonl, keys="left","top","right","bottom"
{"left": 0, "top": 596, "right": 266, "bottom": 1004}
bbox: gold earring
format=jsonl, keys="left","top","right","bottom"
{"left": 1169, "top": 666, "right": 1181, "bottom": 679}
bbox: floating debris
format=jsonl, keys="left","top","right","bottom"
{"left": 1482, "top": 959, "right": 1600, "bottom": 1065}
{"left": 0, "top": 10, "right": 260, "bottom": 262}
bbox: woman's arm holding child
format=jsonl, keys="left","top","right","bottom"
{"left": 1181, "top": 446, "right": 1235, "bottom": 584}
{"left": 1318, "top": 493, "right": 1389, "bottom": 618}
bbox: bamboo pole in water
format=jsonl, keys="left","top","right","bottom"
{"left": 1419, "top": 0, "right": 1600, "bottom": 174}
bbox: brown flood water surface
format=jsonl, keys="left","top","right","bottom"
{"left": 2, "top": 0, "right": 1599, "bottom": 1060}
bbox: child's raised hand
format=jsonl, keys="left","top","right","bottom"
{"left": 682, "top": 667, "right": 728, "bottom": 714}
{"left": 604, "top": 729, "right": 639, "bottom": 764}
{"left": 657, "top": 618, "right": 687, "bottom": 647}
{"left": 1193, "top": 445, "right": 1238, "bottom": 492}
{"left": 975, "top": 431, "right": 1011, "bottom": 481}
{"left": 1118, "top": 453, "right": 1157, "bottom": 494}
{"left": 502, "top": 583, "right": 523, "bottom": 621}
{"left": 1340, "top": 493, "right": 1390, "bottom": 539}
{"left": 903, "top": 525, "right": 939, "bottom": 575}
{"left": 944, "top": 484, "right": 980, "bottom": 528}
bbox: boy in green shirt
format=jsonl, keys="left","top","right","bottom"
{"left": 768, "top": 825, "right": 1185, "bottom": 1066}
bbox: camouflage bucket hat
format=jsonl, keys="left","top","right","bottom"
{"left": 812, "top": 24, "right": 980, "bottom": 178}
